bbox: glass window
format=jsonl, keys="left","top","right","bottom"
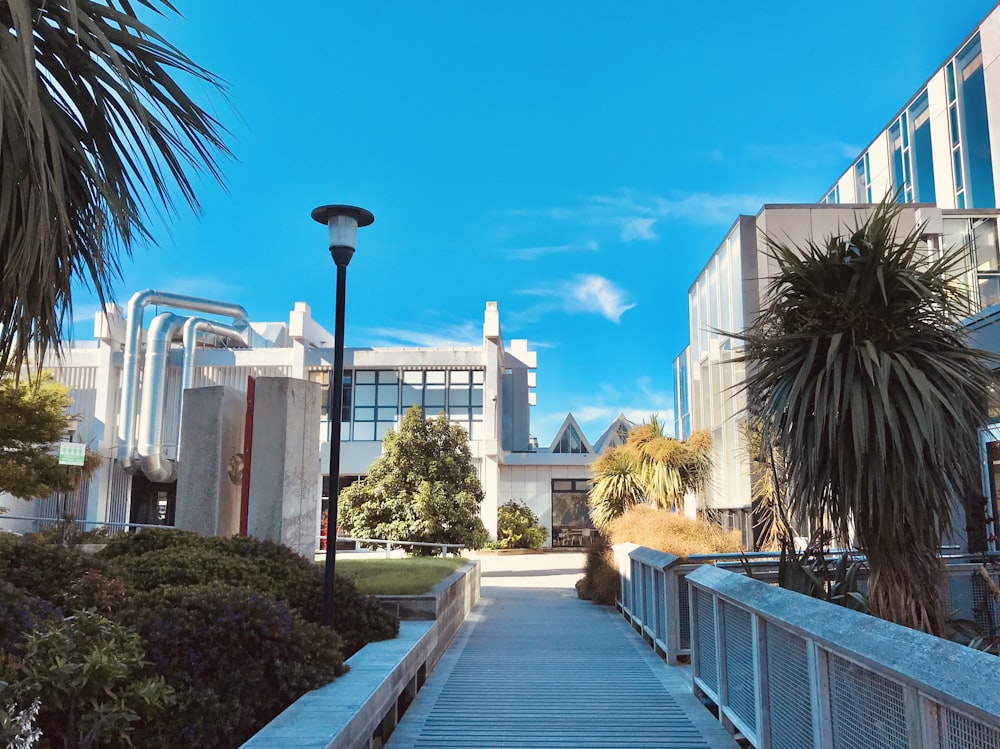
{"left": 355, "top": 370, "right": 376, "bottom": 384}
{"left": 354, "top": 385, "right": 375, "bottom": 407}
{"left": 974, "top": 219, "right": 1000, "bottom": 272}
{"left": 551, "top": 478, "right": 597, "bottom": 547}
{"left": 957, "top": 36, "right": 995, "bottom": 208}
{"left": 910, "top": 93, "right": 936, "bottom": 203}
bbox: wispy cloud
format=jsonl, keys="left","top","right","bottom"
{"left": 502, "top": 188, "right": 764, "bottom": 245}
{"left": 362, "top": 323, "right": 481, "bottom": 348}
{"left": 506, "top": 239, "right": 599, "bottom": 260}
{"left": 522, "top": 274, "right": 635, "bottom": 323}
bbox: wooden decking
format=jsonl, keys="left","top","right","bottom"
{"left": 386, "top": 556, "right": 738, "bottom": 749}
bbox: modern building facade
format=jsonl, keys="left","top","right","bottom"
{"left": 674, "top": 3, "right": 1000, "bottom": 549}
{"left": 1, "top": 294, "right": 622, "bottom": 548}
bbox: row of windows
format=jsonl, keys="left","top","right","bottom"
{"left": 310, "top": 368, "right": 486, "bottom": 441}
{"left": 826, "top": 34, "right": 994, "bottom": 211}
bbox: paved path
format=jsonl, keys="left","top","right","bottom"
{"left": 386, "top": 552, "right": 738, "bottom": 749}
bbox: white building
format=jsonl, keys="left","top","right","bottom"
{"left": 1, "top": 292, "right": 627, "bottom": 548}
{"left": 674, "top": 3, "right": 1000, "bottom": 549}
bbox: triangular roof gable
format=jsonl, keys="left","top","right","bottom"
{"left": 548, "top": 412, "right": 594, "bottom": 454}
{"left": 592, "top": 413, "right": 633, "bottom": 454}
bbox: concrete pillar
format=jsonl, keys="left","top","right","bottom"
{"left": 175, "top": 386, "right": 246, "bottom": 537}
{"left": 246, "top": 377, "right": 322, "bottom": 558}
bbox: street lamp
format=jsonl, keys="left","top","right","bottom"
{"left": 311, "top": 204, "right": 374, "bottom": 628}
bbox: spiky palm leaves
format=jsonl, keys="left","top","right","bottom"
{"left": 587, "top": 425, "right": 713, "bottom": 530}
{"left": 740, "top": 199, "right": 994, "bottom": 635}
{"left": 0, "top": 0, "right": 230, "bottom": 371}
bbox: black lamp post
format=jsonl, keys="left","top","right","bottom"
{"left": 311, "top": 204, "right": 374, "bottom": 628}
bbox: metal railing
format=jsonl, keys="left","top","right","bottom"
{"left": 0, "top": 514, "right": 173, "bottom": 534}
{"left": 318, "top": 536, "right": 465, "bottom": 558}
{"left": 614, "top": 544, "right": 1000, "bottom": 666}
{"left": 686, "top": 564, "right": 1000, "bottom": 749}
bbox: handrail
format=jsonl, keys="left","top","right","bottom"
{"left": 318, "top": 536, "right": 465, "bottom": 558}
{"left": 686, "top": 565, "right": 1000, "bottom": 748}
{"left": 0, "top": 514, "right": 173, "bottom": 532}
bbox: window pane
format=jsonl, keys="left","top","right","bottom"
{"left": 425, "top": 386, "right": 445, "bottom": 406}
{"left": 375, "top": 423, "right": 393, "bottom": 440}
{"left": 402, "top": 371, "right": 422, "bottom": 384}
{"left": 354, "top": 386, "right": 375, "bottom": 407}
{"left": 472, "top": 370, "right": 485, "bottom": 384}
{"left": 377, "top": 407, "right": 397, "bottom": 421}
{"left": 376, "top": 370, "right": 398, "bottom": 385}
{"left": 355, "top": 370, "right": 375, "bottom": 384}
{"left": 354, "top": 422, "right": 375, "bottom": 441}
{"left": 471, "top": 386, "right": 484, "bottom": 407}
{"left": 974, "top": 219, "right": 1000, "bottom": 272}
{"left": 426, "top": 371, "right": 445, "bottom": 384}
{"left": 450, "top": 370, "right": 470, "bottom": 384}
{"left": 450, "top": 387, "right": 470, "bottom": 406}
{"left": 424, "top": 405, "right": 444, "bottom": 417}
{"left": 402, "top": 384, "right": 422, "bottom": 409}
{"left": 354, "top": 407, "right": 374, "bottom": 421}
{"left": 377, "top": 384, "right": 398, "bottom": 405}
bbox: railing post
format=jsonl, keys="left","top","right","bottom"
{"left": 385, "top": 541, "right": 392, "bottom": 559}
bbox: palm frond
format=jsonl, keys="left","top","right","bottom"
{"left": 0, "top": 0, "right": 231, "bottom": 372}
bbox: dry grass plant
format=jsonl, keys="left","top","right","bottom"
{"left": 606, "top": 506, "right": 743, "bottom": 559}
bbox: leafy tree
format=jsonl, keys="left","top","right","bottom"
{"left": 0, "top": 370, "right": 100, "bottom": 500}
{"left": 339, "top": 406, "right": 489, "bottom": 553}
{"left": 0, "top": 0, "right": 230, "bottom": 373}
{"left": 738, "top": 199, "right": 994, "bottom": 636}
{"left": 495, "top": 500, "right": 546, "bottom": 549}
{"left": 588, "top": 418, "right": 712, "bottom": 530}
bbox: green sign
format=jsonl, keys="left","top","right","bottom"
{"left": 58, "top": 442, "right": 86, "bottom": 466}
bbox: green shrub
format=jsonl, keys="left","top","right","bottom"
{"left": 123, "top": 584, "right": 346, "bottom": 749}
{"left": 0, "top": 682, "right": 40, "bottom": 749}
{"left": 101, "top": 529, "right": 398, "bottom": 655}
{"left": 96, "top": 526, "right": 205, "bottom": 560}
{"left": 0, "top": 582, "right": 56, "bottom": 648}
{"left": 575, "top": 536, "right": 619, "bottom": 606}
{"left": 11, "top": 610, "right": 173, "bottom": 749}
{"left": 495, "top": 500, "right": 547, "bottom": 550}
{"left": 0, "top": 534, "right": 107, "bottom": 612}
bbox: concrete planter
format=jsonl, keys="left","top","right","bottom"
{"left": 243, "top": 559, "right": 480, "bottom": 748}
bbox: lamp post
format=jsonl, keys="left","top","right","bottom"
{"left": 312, "top": 204, "right": 374, "bottom": 628}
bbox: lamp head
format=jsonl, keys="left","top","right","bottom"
{"left": 311, "top": 205, "right": 375, "bottom": 266}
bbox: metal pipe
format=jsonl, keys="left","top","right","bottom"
{"left": 137, "top": 313, "right": 186, "bottom": 483}
{"left": 176, "top": 316, "right": 248, "bottom": 454}
{"left": 118, "top": 290, "right": 249, "bottom": 471}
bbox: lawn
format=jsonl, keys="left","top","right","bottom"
{"left": 336, "top": 556, "right": 469, "bottom": 595}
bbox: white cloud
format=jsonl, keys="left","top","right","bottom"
{"left": 569, "top": 275, "right": 636, "bottom": 323}
{"left": 501, "top": 189, "right": 765, "bottom": 246}
{"left": 506, "top": 239, "right": 599, "bottom": 260}
{"left": 362, "top": 323, "right": 481, "bottom": 348}
{"left": 521, "top": 274, "right": 635, "bottom": 323}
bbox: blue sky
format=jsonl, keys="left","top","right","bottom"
{"left": 74, "top": 0, "right": 996, "bottom": 444}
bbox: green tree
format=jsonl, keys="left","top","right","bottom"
{"left": 0, "top": 371, "right": 100, "bottom": 500}
{"left": 0, "top": 0, "right": 230, "bottom": 373}
{"left": 495, "top": 500, "right": 546, "bottom": 549}
{"left": 588, "top": 418, "right": 712, "bottom": 530}
{"left": 739, "top": 199, "right": 994, "bottom": 635}
{"left": 339, "top": 406, "right": 489, "bottom": 553}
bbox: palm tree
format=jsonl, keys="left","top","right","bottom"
{"left": 0, "top": 0, "right": 230, "bottom": 372}
{"left": 739, "top": 198, "right": 994, "bottom": 635}
{"left": 587, "top": 418, "right": 713, "bottom": 530}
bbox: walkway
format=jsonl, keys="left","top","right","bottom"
{"left": 386, "top": 552, "right": 738, "bottom": 749}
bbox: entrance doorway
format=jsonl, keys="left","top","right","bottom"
{"left": 129, "top": 474, "right": 176, "bottom": 526}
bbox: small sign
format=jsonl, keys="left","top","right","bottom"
{"left": 58, "top": 442, "right": 86, "bottom": 466}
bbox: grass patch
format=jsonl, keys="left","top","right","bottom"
{"left": 335, "top": 557, "right": 468, "bottom": 595}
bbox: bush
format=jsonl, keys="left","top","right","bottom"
{"left": 123, "top": 584, "right": 346, "bottom": 749}
{"left": 495, "top": 500, "right": 547, "bottom": 549}
{"left": 0, "top": 582, "right": 56, "bottom": 648}
{"left": 575, "top": 536, "right": 619, "bottom": 605}
{"left": 606, "top": 506, "right": 743, "bottom": 558}
{"left": 0, "top": 533, "right": 107, "bottom": 612}
{"left": 10, "top": 610, "right": 173, "bottom": 749}
{"left": 100, "top": 529, "right": 398, "bottom": 655}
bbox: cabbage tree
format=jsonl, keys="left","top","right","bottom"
{"left": 739, "top": 199, "right": 994, "bottom": 635}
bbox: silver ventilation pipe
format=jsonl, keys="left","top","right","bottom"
{"left": 118, "top": 289, "right": 250, "bottom": 473}
{"left": 136, "top": 313, "right": 186, "bottom": 483}
{"left": 175, "top": 316, "right": 248, "bottom": 455}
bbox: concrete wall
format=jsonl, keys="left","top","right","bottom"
{"left": 246, "top": 377, "right": 322, "bottom": 557}
{"left": 175, "top": 386, "right": 247, "bottom": 537}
